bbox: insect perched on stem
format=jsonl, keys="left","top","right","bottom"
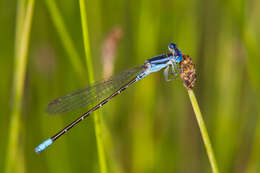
{"left": 35, "top": 43, "right": 184, "bottom": 153}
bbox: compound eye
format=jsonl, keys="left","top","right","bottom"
{"left": 168, "top": 43, "right": 177, "bottom": 52}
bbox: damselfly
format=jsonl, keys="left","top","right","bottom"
{"left": 35, "top": 43, "right": 183, "bottom": 153}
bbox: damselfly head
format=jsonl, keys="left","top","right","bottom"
{"left": 179, "top": 55, "right": 196, "bottom": 90}
{"left": 168, "top": 43, "right": 177, "bottom": 51}
{"left": 168, "top": 43, "right": 183, "bottom": 63}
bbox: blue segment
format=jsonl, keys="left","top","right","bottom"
{"left": 175, "top": 54, "right": 183, "bottom": 63}
{"left": 35, "top": 138, "right": 53, "bottom": 153}
{"left": 136, "top": 71, "right": 149, "bottom": 81}
{"left": 150, "top": 63, "right": 168, "bottom": 73}
{"left": 150, "top": 58, "right": 167, "bottom": 64}
{"left": 148, "top": 56, "right": 170, "bottom": 73}
{"left": 148, "top": 55, "right": 169, "bottom": 64}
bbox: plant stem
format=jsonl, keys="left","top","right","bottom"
{"left": 79, "top": 0, "right": 107, "bottom": 173}
{"left": 187, "top": 89, "right": 219, "bottom": 173}
{"left": 5, "top": 0, "right": 34, "bottom": 173}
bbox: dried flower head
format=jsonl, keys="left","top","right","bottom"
{"left": 102, "top": 26, "right": 123, "bottom": 78}
{"left": 179, "top": 55, "right": 197, "bottom": 90}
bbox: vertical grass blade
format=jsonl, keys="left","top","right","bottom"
{"left": 187, "top": 90, "right": 219, "bottom": 173}
{"left": 5, "top": 0, "right": 35, "bottom": 173}
{"left": 243, "top": 9, "right": 260, "bottom": 172}
{"left": 132, "top": 0, "right": 159, "bottom": 172}
{"left": 79, "top": 0, "right": 107, "bottom": 173}
{"left": 45, "top": 0, "right": 85, "bottom": 81}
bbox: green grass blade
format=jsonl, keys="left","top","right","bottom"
{"left": 79, "top": 0, "right": 107, "bottom": 173}
{"left": 131, "top": 0, "right": 159, "bottom": 172}
{"left": 5, "top": 0, "right": 35, "bottom": 173}
{"left": 188, "top": 90, "right": 219, "bottom": 173}
{"left": 244, "top": 11, "right": 260, "bottom": 172}
{"left": 45, "top": 0, "right": 85, "bottom": 81}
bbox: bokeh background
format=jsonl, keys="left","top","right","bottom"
{"left": 1, "top": 0, "right": 260, "bottom": 173}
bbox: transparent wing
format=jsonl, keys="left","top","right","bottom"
{"left": 46, "top": 66, "right": 144, "bottom": 114}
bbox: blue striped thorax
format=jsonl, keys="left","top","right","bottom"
{"left": 143, "top": 43, "right": 183, "bottom": 75}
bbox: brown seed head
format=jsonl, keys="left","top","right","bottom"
{"left": 179, "top": 55, "right": 197, "bottom": 90}
{"left": 102, "top": 26, "right": 123, "bottom": 79}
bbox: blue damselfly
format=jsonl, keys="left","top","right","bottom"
{"left": 35, "top": 43, "right": 183, "bottom": 153}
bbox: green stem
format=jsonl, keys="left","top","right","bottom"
{"left": 187, "top": 90, "right": 219, "bottom": 173}
{"left": 5, "top": 0, "right": 35, "bottom": 173}
{"left": 79, "top": 0, "right": 107, "bottom": 173}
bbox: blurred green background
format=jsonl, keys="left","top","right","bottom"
{"left": 1, "top": 0, "right": 260, "bottom": 173}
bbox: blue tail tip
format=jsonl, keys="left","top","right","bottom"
{"left": 35, "top": 138, "right": 53, "bottom": 153}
